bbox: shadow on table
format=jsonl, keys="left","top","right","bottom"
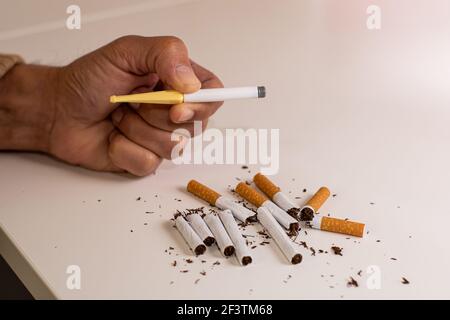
{"left": 1, "top": 151, "right": 138, "bottom": 182}
{"left": 0, "top": 255, "right": 33, "bottom": 300}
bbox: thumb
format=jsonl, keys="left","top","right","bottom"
{"left": 108, "top": 35, "right": 201, "bottom": 93}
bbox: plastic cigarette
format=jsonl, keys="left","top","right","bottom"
{"left": 257, "top": 207, "right": 302, "bottom": 264}
{"left": 110, "top": 86, "right": 266, "bottom": 104}
{"left": 186, "top": 213, "right": 215, "bottom": 246}
{"left": 187, "top": 180, "right": 256, "bottom": 222}
{"left": 307, "top": 216, "right": 365, "bottom": 238}
{"left": 174, "top": 214, "right": 206, "bottom": 255}
{"left": 235, "top": 183, "right": 299, "bottom": 232}
{"left": 218, "top": 210, "right": 253, "bottom": 266}
{"left": 253, "top": 173, "right": 299, "bottom": 216}
{"left": 203, "top": 214, "right": 235, "bottom": 257}
{"left": 300, "top": 187, "right": 331, "bottom": 221}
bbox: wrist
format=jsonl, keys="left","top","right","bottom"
{"left": 0, "top": 63, "right": 60, "bottom": 153}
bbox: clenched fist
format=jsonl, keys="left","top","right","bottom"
{"left": 0, "top": 36, "right": 223, "bottom": 176}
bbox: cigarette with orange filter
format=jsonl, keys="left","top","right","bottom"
{"left": 300, "top": 187, "right": 331, "bottom": 221}
{"left": 253, "top": 173, "right": 300, "bottom": 219}
{"left": 235, "top": 182, "right": 299, "bottom": 233}
{"left": 257, "top": 207, "right": 302, "bottom": 264}
{"left": 187, "top": 180, "right": 256, "bottom": 223}
{"left": 306, "top": 216, "right": 365, "bottom": 238}
{"left": 174, "top": 214, "right": 206, "bottom": 255}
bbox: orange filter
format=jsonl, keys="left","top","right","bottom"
{"left": 253, "top": 173, "right": 280, "bottom": 199}
{"left": 235, "top": 182, "right": 268, "bottom": 208}
{"left": 187, "top": 180, "right": 221, "bottom": 205}
{"left": 300, "top": 186, "right": 331, "bottom": 221}
{"left": 305, "top": 187, "right": 330, "bottom": 212}
{"left": 320, "top": 217, "right": 365, "bottom": 237}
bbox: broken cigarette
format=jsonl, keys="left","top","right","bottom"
{"left": 307, "top": 216, "right": 365, "bottom": 237}
{"left": 174, "top": 214, "right": 206, "bottom": 255}
{"left": 187, "top": 180, "right": 256, "bottom": 222}
{"left": 218, "top": 209, "right": 253, "bottom": 266}
{"left": 186, "top": 213, "right": 215, "bottom": 246}
{"left": 300, "top": 187, "right": 331, "bottom": 221}
{"left": 235, "top": 182, "right": 299, "bottom": 232}
{"left": 257, "top": 207, "right": 302, "bottom": 264}
{"left": 203, "top": 213, "right": 235, "bottom": 257}
{"left": 253, "top": 173, "right": 300, "bottom": 219}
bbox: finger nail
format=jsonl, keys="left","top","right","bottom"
{"left": 177, "top": 108, "right": 195, "bottom": 122}
{"left": 175, "top": 64, "right": 200, "bottom": 87}
{"left": 112, "top": 108, "right": 124, "bottom": 125}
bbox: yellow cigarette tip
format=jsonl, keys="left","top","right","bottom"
{"left": 109, "top": 90, "right": 184, "bottom": 105}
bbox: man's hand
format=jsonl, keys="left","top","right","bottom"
{"left": 0, "top": 36, "right": 223, "bottom": 176}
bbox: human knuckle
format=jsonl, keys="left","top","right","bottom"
{"left": 159, "top": 36, "right": 184, "bottom": 51}
{"left": 114, "top": 35, "right": 140, "bottom": 47}
{"left": 138, "top": 152, "right": 159, "bottom": 176}
{"left": 161, "top": 140, "right": 177, "bottom": 160}
{"left": 119, "top": 113, "right": 134, "bottom": 134}
{"left": 108, "top": 134, "right": 122, "bottom": 159}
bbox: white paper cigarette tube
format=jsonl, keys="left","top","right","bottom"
{"left": 272, "top": 192, "right": 298, "bottom": 212}
{"left": 183, "top": 86, "right": 265, "bottom": 103}
{"left": 218, "top": 209, "right": 253, "bottom": 266}
{"left": 308, "top": 217, "right": 322, "bottom": 230}
{"left": 257, "top": 207, "right": 302, "bottom": 264}
{"left": 261, "top": 200, "right": 299, "bottom": 232}
{"left": 215, "top": 196, "right": 256, "bottom": 222}
{"left": 186, "top": 213, "right": 215, "bottom": 246}
{"left": 203, "top": 214, "right": 235, "bottom": 257}
{"left": 174, "top": 215, "right": 206, "bottom": 255}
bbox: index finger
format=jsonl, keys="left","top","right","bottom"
{"left": 169, "top": 61, "right": 224, "bottom": 123}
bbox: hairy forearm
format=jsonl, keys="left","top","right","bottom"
{"left": 0, "top": 64, "right": 59, "bottom": 152}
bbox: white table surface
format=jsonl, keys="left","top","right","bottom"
{"left": 1, "top": 0, "right": 450, "bottom": 299}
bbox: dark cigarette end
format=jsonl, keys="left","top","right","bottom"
{"left": 224, "top": 246, "right": 235, "bottom": 257}
{"left": 246, "top": 215, "right": 258, "bottom": 223}
{"left": 287, "top": 207, "right": 300, "bottom": 219}
{"left": 174, "top": 212, "right": 183, "bottom": 219}
{"left": 291, "top": 254, "right": 302, "bottom": 265}
{"left": 195, "top": 244, "right": 206, "bottom": 255}
{"left": 242, "top": 256, "right": 253, "bottom": 266}
{"left": 290, "top": 222, "right": 300, "bottom": 231}
{"left": 257, "top": 86, "right": 266, "bottom": 98}
{"left": 300, "top": 207, "right": 314, "bottom": 221}
{"left": 204, "top": 237, "right": 215, "bottom": 246}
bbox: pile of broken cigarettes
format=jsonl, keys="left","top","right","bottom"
{"left": 173, "top": 173, "right": 365, "bottom": 266}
